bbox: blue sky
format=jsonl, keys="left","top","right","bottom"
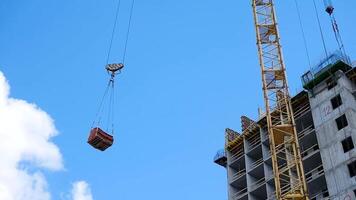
{"left": 0, "top": 0, "right": 355, "bottom": 199}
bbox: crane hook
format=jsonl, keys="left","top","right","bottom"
{"left": 106, "top": 63, "right": 124, "bottom": 79}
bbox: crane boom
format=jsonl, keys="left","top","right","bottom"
{"left": 251, "top": 0, "right": 309, "bottom": 199}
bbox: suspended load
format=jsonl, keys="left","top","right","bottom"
{"left": 88, "top": 63, "right": 124, "bottom": 151}
{"left": 88, "top": 127, "right": 114, "bottom": 151}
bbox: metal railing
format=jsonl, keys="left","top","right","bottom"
{"left": 232, "top": 187, "right": 248, "bottom": 200}
{"left": 294, "top": 102, "right": 310, "bottom": 119}
{"left": 250, "top": 177, "right": 266, "bottom": 191}
{"left": 247, "top": 135, "right": 261, "bottom": 150}
{"left": 305, "top": 164, "right": 324, "bottom": 182}
{"left": 250, "top": 158, "right": 263, "bottom": 169}
{"left": 231, "top": 169, "right": 246, "bottom": 183}
{"left": 231, "top": 150, "right": 244, "bottom": 163}
{"left": 302, "top": 50, "right": 352, "bottom": 86}
{"left": 301, "top": 143, "right": 319, "bottom": 158}
{"left": 309, "top": 190, "right": 330, "bottom": 200}
{"left": 298, "top": 124, "right": 315, "bottom": 139}
{"left": 214, "top": 149, "right": 226, "bottom": 162}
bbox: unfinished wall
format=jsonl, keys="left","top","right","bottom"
{"left": 226, "top": 94, "right": 329, "bottom": 199}
{"left": 309, "top": 71, "right": 356, "bottom": 199}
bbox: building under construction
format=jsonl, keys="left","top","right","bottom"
{"left": 214, "top": 54, "right": 356, "bottom": 199}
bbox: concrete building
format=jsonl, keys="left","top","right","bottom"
{"left": 214, "top": 53, "right": 356, "bottom": 200}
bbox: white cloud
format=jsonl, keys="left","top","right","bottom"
{"left": 71, "top": 181, "right": 93, "bottom": 200}
{"left": 0, "top": 71, "right": 63, "bottom": 200}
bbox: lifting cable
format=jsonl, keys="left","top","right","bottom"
{"left": 106, "top": 0, "right": 136, "bottom": 66}
{"left": 91, "top": 79, "right": 112, "bottom": 128}
{"left": 288, "top": 8, "right": 348, "bottom": 195}
{"left": 289, "top": 5, "right": 348, "bottom": 195}
{"left": 293, "top": 0, "right": 312, "bottom": 70}
{"left": 122, "top": 0, "right": 136, "bottom": 64}
{"left": 294, "top": 0, "right": 319, "bottom": 97}
{"left": 91, "top": 73, "right": 117, "bottom": 133}
{"left": 329, "top": 14, "right": 346, "bottom": 57}
{"left": 106, "top": 76, "right": 115, "bottom": 133}
{"left": 312, "top": 0, "right": 329, "bottom": 61}
{"left": 106, "top": 0, "right": 123, "bottom": 65}
{"left": 294, "top": 3, "right": 342, "bottom": 195}
{"left": 323, "top": 0, "right": 348, "bottom": 61}
{"left": 311, "top": 1, "right": 344, "bottom": 195}
{"left": 91, "top": 0, "right": 136, "bottom": 135}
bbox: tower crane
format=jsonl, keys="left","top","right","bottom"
{"left": 251, "top": 0, "right": 308, "bottom": 199}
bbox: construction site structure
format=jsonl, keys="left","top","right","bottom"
{"left": 215, "top": 53, "right": 356, "bottom": 199}
{"left": 252, "top": 0, "right": 308, "bottom": 199}
{"left": 214, "top": 0, "right": 356, "bottom": 199}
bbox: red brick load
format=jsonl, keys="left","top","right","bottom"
{"left": 88, "top": 127, "right": 114, "bottom": 151}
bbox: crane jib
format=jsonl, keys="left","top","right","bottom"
{"left": 252, "top": 0, "right": 309, "bottom": 199}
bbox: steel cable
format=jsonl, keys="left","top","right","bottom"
{"left": 106, "top": 0, "right": 122, "bottom": 65}
{"left": 122, "top": 0, "right": 136, "bottom": 64}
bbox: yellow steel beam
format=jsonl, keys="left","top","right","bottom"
{"left": 251, "top": 0, "right": 309, "bottom": 199}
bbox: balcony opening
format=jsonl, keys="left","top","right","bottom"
{"left": 336, "top": 114, "right": 348, "bottom": 130}
{"left": 322, "top": 188, "right": 329, "bottom": 198}
{"left": 347, "top": 160, "right": 356, "bottom": 177}
{"left": 341, "top": 137, "right": 354, "bottom": 153}
{"left": 331, "top": 94, "right": 342, "bottom": 109}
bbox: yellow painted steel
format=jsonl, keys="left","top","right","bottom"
{"left": 225, "top": 121, "right": 258, "bottom": 150}
{"left": 225, "top": 128, "right": 242, "bottom": 150}
{"left": 251, "top": 0, "right": 309, "bottom": 199}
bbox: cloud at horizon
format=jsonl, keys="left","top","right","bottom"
{"left": 71, "top": 181, "right": 93, "bottom": 200}
{"left": 0, "top": 71, "right": 93, "bottom": 200}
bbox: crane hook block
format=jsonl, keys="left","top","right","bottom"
{"left": 325, "top": 5, "right": 334, "bottom": 15}
{"left": 88, "top": 127, "right": 114, "bottom": 151}
{"left": 106, "top": 63, "right": 124, "bottom": 74}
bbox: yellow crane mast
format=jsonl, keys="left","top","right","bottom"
{"left": 252, "top": 0, "right": 308, "bottom": 199}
